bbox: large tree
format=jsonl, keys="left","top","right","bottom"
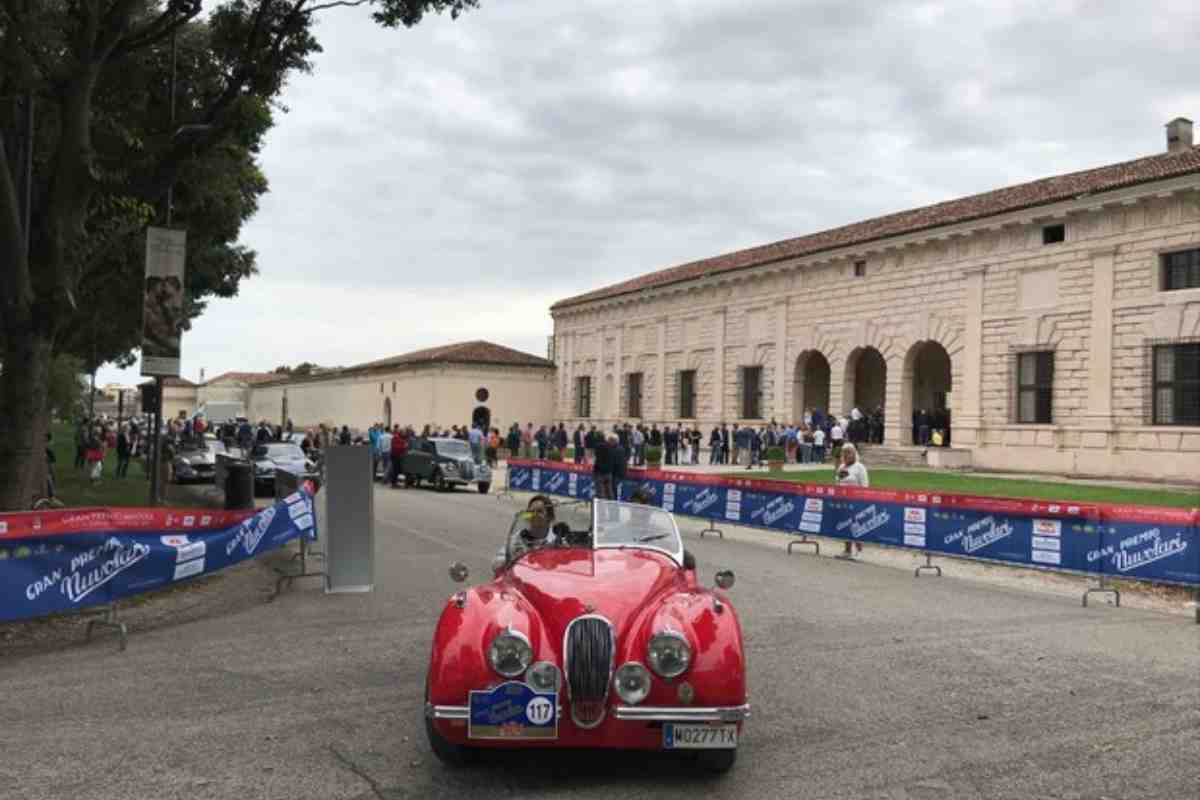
{"left": 0, "top": 0, "right": 478, "bottom": 510}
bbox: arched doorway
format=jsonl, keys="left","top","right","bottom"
{"left": 383, "top": 397, "right": 392, "bottom": 428}
{"left": 473, "top": 405, "right": 491, "bottom": 432}
{"left": 902, "top": 341, "right": 952, "bottom": 446}
{"left": 793, "top": 350, "right": 831, "bottom": 420}
{"left": 844, "top": 347, "right": 887, "bottom": 416}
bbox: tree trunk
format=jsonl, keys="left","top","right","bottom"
{"left": 0, "top": 326, "right": 53, "bottom": 511}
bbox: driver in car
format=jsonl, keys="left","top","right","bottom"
{"left": 509, "top": 495, "right": 566, "bottom": 559}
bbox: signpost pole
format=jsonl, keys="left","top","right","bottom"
{"left": 149, "top": 378, "right": 163, "bottom": 505}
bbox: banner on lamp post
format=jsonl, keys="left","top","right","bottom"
{"left": 140, "top": 226, "right": 187, "bottom": 377}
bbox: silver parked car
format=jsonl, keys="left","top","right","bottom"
{"left": 172, "top": 438, "right": 236, "bottom": 484}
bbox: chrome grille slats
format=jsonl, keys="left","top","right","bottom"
{"left": 563, "top": 615, "right": 614, "bottom": 728}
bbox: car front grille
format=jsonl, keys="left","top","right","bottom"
{"left": 564, "top": 615, "right": 614, "bottom": 728}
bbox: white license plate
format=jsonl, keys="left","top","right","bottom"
{"left": 663, "top": 723, "right": 738, "bottom": 749}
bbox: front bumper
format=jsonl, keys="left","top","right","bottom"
{"left": 426, "top": 703, "right": 749, "bottom": 723}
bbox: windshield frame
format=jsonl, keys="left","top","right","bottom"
{"left": 591, "top": 500, "right": 684, "bottom": 566}
{"left": 432, "top": 438, "right": 471, "bottom": 458}
{"left": 261, "top": 443, "right": 305, "bottom": 460}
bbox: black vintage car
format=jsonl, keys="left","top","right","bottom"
{"left": 402, "top": 437, "right": 492, "bottom": 494}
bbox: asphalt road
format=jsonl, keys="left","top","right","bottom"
{"left": 2, "top": 485, "right": 1198, "bottom": 800}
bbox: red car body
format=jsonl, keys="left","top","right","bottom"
{"left": 425, "top": 536, "right": 748, "bottom": 765}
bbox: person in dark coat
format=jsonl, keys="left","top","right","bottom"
{"left": 592, "top": 433, "right": 615, "bottom": 500}
{"left": 573, "top": 425, "right": 585, "bottom": 464}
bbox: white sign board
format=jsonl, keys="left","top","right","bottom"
{"left": 140, "top": 226, "right": 187, "bottom": 377}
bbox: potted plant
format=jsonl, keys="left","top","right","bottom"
{"left": 644, "top": 445, "right": 663, "bottom": 467}
{"left": 765, "top": 446, "right": 786, "bottom": 471}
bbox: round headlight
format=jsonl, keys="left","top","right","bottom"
{"left": 488, "top": 629, "right": 533, "bottom": 677}
{"left": 614, "top": 662, "right": 651, "bottom": 705}
{"left": 646, "top": 631, "right": 692, "bottom": 678}
{"left": 527, "top": 661, "right": 561, "bottom": 693}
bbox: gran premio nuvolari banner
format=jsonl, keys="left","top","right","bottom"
{"left": 0, "top": 491, "right": 317, "bottom": 623}
{"left": 506, "top": 460, "right": 1200, "bottom": 587}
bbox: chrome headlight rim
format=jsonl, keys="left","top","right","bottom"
{"left": 527, "top": 660, "right": 561, "bottom": 693}
{"left": 487, "top": 628, "right": 533, "bottom": 678}
{"left": 613, "top": 661, "right": 652, "bottom": 705}
{"left": 646, "top": 630, "right": 692, "bottom": 679}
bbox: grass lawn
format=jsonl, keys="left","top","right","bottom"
{"left": 725, "top": 466, "right": 1198, "bottom": 509}
{"left": 45, "top": 421, "right": 176, "bottom": 508}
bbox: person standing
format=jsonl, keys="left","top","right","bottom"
{"left": 631, "top": 425, "right": 645, "bottom": 466}
{"left": 522, "top": 423, "right": 535, "bottom": 458}
{"left": 390, "top": 427, "right": 409, "bottom": 488}
{"left": 85, "top": 425, "right": 105, "bottom": 484}
{"left": 836, "top": 444, "right": 870, "bottom": 557}
{"left": 573, "top": 425, "right": 585, "bottom": 464}
{"left": 554, "top": 423, "right": 569, "bottom": 460}
{"left": 116, "top": 425, "right": 132, "bottom": 478}
{"left": 709, "top": 426, "right": 722, "bottom": 464}
{"left": 468, "top": 423, "right": 484, "bottom": 463}
{"left": 592, "top": 433, "right": 615, "bottom": 500}
{"left": 664, "top": 425, "right": 678, "bottom": 465}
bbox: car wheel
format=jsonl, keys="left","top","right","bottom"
{"left": 424, "top": 679, "right": 476, "bottom": 766}
{"left": 696, "top": 749, "right": 737, "bottom": 774}
{"left": 477, "top": 482, "right": 490, "bottom": 494}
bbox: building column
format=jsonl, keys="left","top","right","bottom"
{"left": 957, "top": 266, "right": 986, "bottom": 446}
{"left": 773, "top": 298, "right": 788, "bottom": 420}
{"left": 713, "top": 309, "right": 726, "bottom": 421}
{"left": 656, "top": 318, "right": 667, "bottom": 421}
{"left": 564, "top": 332, "right": 575, "bottom": 420}
{"left": 611, "top": 323, "right": 624, "bottom": 419}
{"left": 1085, "top": 248, "right": 1116, "bottom": 432}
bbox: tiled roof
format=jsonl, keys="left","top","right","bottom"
{"left": 552, "top": 144, "right": 1200, "bottom": 310}
{"left": 351, "top": 341, "right": 553, "bottom": 371}
{"left": 202, "top": 371, "right": 278, "bottom": 386}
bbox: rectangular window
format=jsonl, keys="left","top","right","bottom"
{"left": 1152, "top": 343, "right": 1200, "bottom": 425}
{"left": 678, "top": 370, "right": 697, "bottom": 418}
{"left": 854, "top": 260, "right": 866, "bottom": 277}
{"left": 1161, "top": 248, "right": 1200, "bottom": 291}
{"left": 1042, "top": 224, "right": 1065, "bottom": 245}
{"left": 576, "top": 376, "right": 591, "bottom": 418}
{"left": 627, "top": 372, "right": 643, "bottom": 418}
{"left": 1016, "top": 352, "right": 1054, "bottom": 424}
{"left": 741, "top": 366, "right": 762, "bottom": 419}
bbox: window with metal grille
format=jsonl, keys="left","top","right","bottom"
{"left": 678, "top": 370, "right": 697, "bottom": 418}
{"left": 1152, "top": 343, "right": 1200, "bottom": 425}
{"left": 1161, "top": 248, "right": 1200, "bottom": 291}
{"left": 627, "top": 372, "right": 643, "bottom": 418}
{"left": 1016, "top": 352, "right": 1054, "bottom": 424}
{"left": 576, "top": 376, "right": 591, "bottom": 418}
{"left": 741, "top": 366, "right": 762, "bottom": 419}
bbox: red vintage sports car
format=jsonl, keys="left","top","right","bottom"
{"left": 424, "top": 498, "right": 749, "bottom": 772}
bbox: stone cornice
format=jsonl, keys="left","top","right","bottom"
{"left": 551, "top": 175, "right": 1200, "bottom": 322}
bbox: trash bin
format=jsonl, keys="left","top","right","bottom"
{"left": 225, "top": 461, "right": 254, "bottom": 510}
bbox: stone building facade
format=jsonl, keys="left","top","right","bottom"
{"left": 245, "top": 341, "right": 555, "bottom": 433}
{"left": 550, "top": 119, "right": 1200, "bottom": 480}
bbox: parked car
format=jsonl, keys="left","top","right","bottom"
{"left": 402, "top": 437, "right": 491, "bottom": 493}
{"left": 424, "top": 499, "right": 748, "bottom": 771}
{"left": 171, "top": 437, "right": 236, "bottom": 484}
{"left": 251, "top": 442, "right": 315, "bottom": 494}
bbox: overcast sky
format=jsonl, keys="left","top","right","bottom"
{"left": 99, "top": 0, "right": 1200, "bottom": 386}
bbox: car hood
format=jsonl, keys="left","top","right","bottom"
{"left": 256, "top": 457, "right": 308, "bottom": 474}
{"left": 504, "top": 548, "right": 680, "bottom": 638}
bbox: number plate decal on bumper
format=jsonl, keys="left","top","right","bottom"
{"left": 663, "top": 723, "right": 738, "bottom": 749}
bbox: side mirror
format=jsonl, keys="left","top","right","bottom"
{"left": 449, "top": 561, "right": 469, "bottom": 583}
{"left": 714, "top": 569, "right": 735, "bottom": 590}
{"left": 492, "top": 555, "right": 507, "bottom": 576}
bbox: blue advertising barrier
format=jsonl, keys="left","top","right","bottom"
{"left": 0, "top": 490, "right": 318, "bottom": 623}
{"left": 506, "top": 460, "right": 1200, "bottom": 590}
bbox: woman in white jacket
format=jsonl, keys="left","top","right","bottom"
{"left": 836, "top": 444, "right": 869, "bottom": 557}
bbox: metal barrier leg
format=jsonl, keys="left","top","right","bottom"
{"left": 85, "top": 602, "right": 128, "bottom": 651}
{"left": 271, "top": 536, "right": 325, "bottom": 602}
{"left": 914, "top": 553, "right": 942, "bottom": 578}
{"left": 496, "top": 464, "right": 514, "bottom": 501}
{"left": 1082, "top": 574, "right": 1120, "bottom": 608}
{"left": 699, "top": 521, "right": 723, "bottom": 539}
{"left": 787, "top": 536, "right": 819, "bottom": 555}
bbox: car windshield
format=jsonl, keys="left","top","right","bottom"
{"left": 592, "top": 500, "right": 683, "bottom": 564}
{"left": 435, "top": 439, "right": 471, "bottom": 458}
{"left": 263, "top": 444, "right": 304, "bottom": 460}
{"left": 504, "top": 500, "right": 592, "bottom": 562}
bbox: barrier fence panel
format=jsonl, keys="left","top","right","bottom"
{"left": 0, "top": 489, "right": 319, "bottom": 625}
{"left": 503, "top": 460, "right": 1200, "bottom": 603}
